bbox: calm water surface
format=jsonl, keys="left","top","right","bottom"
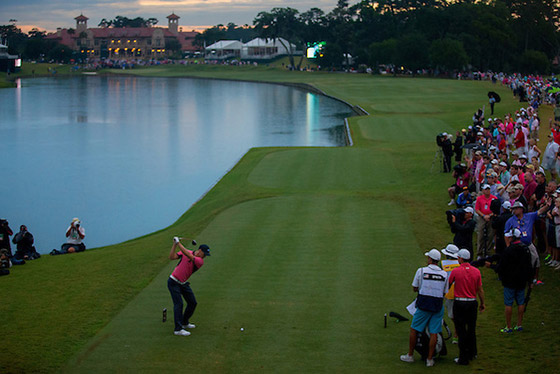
{"left": 0, "top": 76, "right": 353, "bottom": 253}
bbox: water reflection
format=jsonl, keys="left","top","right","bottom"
{"left": 0, "top": 76, "right": 353, "bottom": 252}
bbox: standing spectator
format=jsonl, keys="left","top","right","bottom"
{"left": 523, "top": 173, "right": 538, "bottom": 210}
{"left": 542, "top": 134, "right": 559, "bottom": 180}
{"left": 451, "top": 207, "right": 476, "bottom": 259}
{"left": 441, "top": 244, "right": 461, "bottom": 344}
{"left": 547, "top": 197, "right": 560, "bottom": 269}
{"left": 498, "top": 162, "right": 511, "bottom": 185}
{"left": 0, "top": 219, "right": 14, "bottom": 257}
{"left": 493, "top": 201, "right": 513, "bottom": 256}
{"left": 497, "top": 228, "right": 534, "bottom": 333}
{"left": 400, "top": 249, "right": 448, "bottom": 367}
{"left": 527, "top": 139, "right": 541, "bottom": 162}
{"left": 504, "top": 201, "right": 550, "bottom": 285}
{"left": 448, "top": 249, "right": 486, "bottom": 366}
{"left": 475, "top": 184, "right": 497, "bottom": 259}
{"left": 442, "top": 133, "right": 454, "bottom": 173}
{"left": 454, "top": 130, "right": 465, "bottom": 162}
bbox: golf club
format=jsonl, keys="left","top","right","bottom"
{"left": 175, "top": 236, "right": 197, "bottom": 246}
{"left": 389, "top": 311, "right": 409, "bottom": 322}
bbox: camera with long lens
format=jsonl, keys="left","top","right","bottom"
{"left": 436, "top": 133, "right": 446, "bottom": 147}
{"left": 446, "top": 208, "right": 466, "bottom": 233}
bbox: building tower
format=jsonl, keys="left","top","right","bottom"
{"left": 75, "top": 14, "right": 89, "bottom": 34}
{"left": 167, "top": 13, "right": 180, "bottom": 35}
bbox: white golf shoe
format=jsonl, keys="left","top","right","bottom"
{"left": 183, "top": 323, "right": 196, "bottom": 329}
{"left": 173, "top": 329, "right": 191, "bottom": 336}
{"left": 400, "top": 354, "right": 414, "bottom": 363}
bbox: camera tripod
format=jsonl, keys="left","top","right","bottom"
{"left": 431, "top": 149, "right": 443, "bottom": 173}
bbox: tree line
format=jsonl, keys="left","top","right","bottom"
{"left": 196, "top": 0, "right": 558, "bottom": 74}
{"left": 2, "top": 1, "right": 559, "bottom": 73}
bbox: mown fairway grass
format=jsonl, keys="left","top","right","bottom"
{"left": 1, "top": 65, "right": 558, "bottom": 373}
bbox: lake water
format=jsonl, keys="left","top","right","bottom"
{"left": 0, "top": 75, "right": 353, "bottom": 253}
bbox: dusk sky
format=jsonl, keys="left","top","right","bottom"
{"left": 1, "top": 0, "right": 357, "bottom": 33}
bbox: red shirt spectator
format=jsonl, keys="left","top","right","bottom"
{"left": 475, "top": 191, "right": 497, "bottom": 216}
{"left": 449, "top": 262, "right": 482, "bottom": 299}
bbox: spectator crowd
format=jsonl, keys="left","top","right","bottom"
{"left": 402, "top": 73, "right": 560, "bottom": 367}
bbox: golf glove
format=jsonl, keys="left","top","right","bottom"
{"left": 173, "top": 236, "right": 180, "bottom": 244}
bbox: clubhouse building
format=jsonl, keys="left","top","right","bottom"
{"left": 46, "top": 14, "right": 200, "bottom": 59}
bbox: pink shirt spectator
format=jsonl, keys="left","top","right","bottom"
{"left": 523, "top": 180, "right": 537, "bottom": 200}
{"left": 475, "top": 194, "right": 497, "bottom": 215}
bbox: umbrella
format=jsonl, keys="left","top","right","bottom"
{"left": 547, "top": 86, "right": 560, "bottom": 94}
{"left": 488, "top": 91, "right": 501, "bottom": 103}
{"left": 461, "top": 143, "right": 483, "bottom": 150}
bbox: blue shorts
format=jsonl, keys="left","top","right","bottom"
{"left": 504, "top": 287, "right": 525, "bottom": 306}
{"left": 411, "top": 306, "right": 444, "bottom": 334}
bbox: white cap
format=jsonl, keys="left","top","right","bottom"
{"left": 457, "top": 249, "right": 471, "bottom": 260}
{"left": 505, "top": 228, "right": 522, "bottom": 238}
{"left": 499, "top": 161, "right": 508, "bottom": 167}
{"left": 425, "top": 248, "right": 441, "bottom": 261}
{"left": 502, "top": 201, "right": 512, "bottom": 210}
{"left": 442, "top": 244, "right": 460, "bottom": 258}
{"left": 464, "top": 207, "right": 474, "bottom": 214}
{"left": 482, "top": 184, "right": 491, "bottom": 190}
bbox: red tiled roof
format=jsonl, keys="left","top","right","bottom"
{"left": 75, "top": 14, "right": 89, "bottom": 21}
{"left": 45, "top": 29, "right": 76, "bottom": 48}
{"left": 177, "top": 31, "right": 201, "bottom": 51}
{"left": 45, "top": 26, "right": 202, "bottom": 52}
{"left": 167, "top": 13, "right": 180, "bottom": 20}
{"left": 90, "top": 27, "right": 175, "bottom": 38}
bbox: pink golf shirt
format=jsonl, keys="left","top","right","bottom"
{"left": 475, "top": 194, "right": 497, "bottom": 215}
{"left": 171, "top": 251, "right": 204, "bottom": 284}
{"left": 448, "top": 263, "right": 482, "bottom": 299}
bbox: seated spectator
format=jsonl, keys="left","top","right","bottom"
{"left": 0, "top": 248, "right": 11, "bottom": 276}
{"left": 51, "top": 218, "right": 86, "bottom": 255}
{"left": 448, "top": 164, "right": 471, "bottom": 206}
{"left": 0, "top": 218, "right": 14, "bottom": 257}
{"left": 12, "top": 225, "right": 40, "bottom": 260}
{"left": 456, "top": 187, "right": 474, "bottom": 208}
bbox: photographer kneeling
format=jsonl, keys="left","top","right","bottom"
{"left": 51, "top": 218, "right": 86, "bottom": 255}
{"left": 12, "top": 225, "right": 40, "bottom": 260}
{"left": 1, "top": 248, "right": 11, "bottom": 276}
{"left": 447, "top": 207, "right": 476, "bottom": 260}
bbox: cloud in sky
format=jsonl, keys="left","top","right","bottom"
{"left": 1, "top": 0, "right": 352, "bottom": 32}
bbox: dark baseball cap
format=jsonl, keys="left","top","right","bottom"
{"left": 198, "top": 244, "right": 211, "bottom": 256}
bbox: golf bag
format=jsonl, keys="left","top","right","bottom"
{"left": 414, "top": 321, "right": 451, "bottom": 360}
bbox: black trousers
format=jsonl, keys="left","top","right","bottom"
{"left": 167, "top": 277, "right": 197, "bottom": 331}
{"left": 453, "top": 300, "right": 478, "bottom": 364}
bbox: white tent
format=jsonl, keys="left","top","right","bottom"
{"left": 205, "top": 40, "right": 243, "bottom": 59}
{"left": 241, "top": 38, "right": 297, "bottom": 59}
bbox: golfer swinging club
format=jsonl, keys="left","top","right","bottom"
{"left": 167, "top": 237, "right": 211, "bottom": 336}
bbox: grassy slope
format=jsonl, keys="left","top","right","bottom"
{"left": 1, "top": 66, "right": 558, "bottom": 373}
